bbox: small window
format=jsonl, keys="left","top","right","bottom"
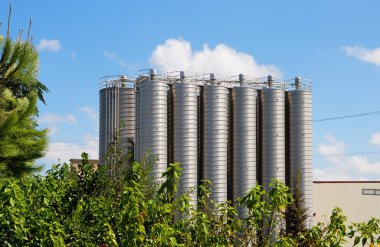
{"left": 376, "top": 190, "right": 380, "bottom": 195}
{"left": 362, "top": 189, "right": 375, "bottom": 195}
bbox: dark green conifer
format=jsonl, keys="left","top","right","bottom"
{"left": 286, "top": 172, "right": 309, "bottom": 237}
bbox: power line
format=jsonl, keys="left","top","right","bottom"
{"left": 313, "top": 110, "right": 380, "bottom": 122}
{"left": 44, "top": 110, "right": 380, "bottom": 145}
{"left": 49, "top": 140, "right": 98, "bottom": 145}
{"left": 314, "top": 151, "right": 380, "bottom": 158}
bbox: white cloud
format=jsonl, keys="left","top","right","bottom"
{"left": 37, "top": 39, "right": 61, "bottom": 52}
{"left": 315, "top": 134, "right": 380, "bottom": 180}
{"left": 341, "top": 45, "right": 380, "bottom": 67}
{"left": 104, "top": 51, "right": 127, "bottom": 67}
{"left": 313, "top": 168, "right": 355, "bottom": 181}
{"left": 38, "top": 134, "right": 99, "bottom": 166}
{"left": 47, "top": 126, "right": 60, "bottom": 135}
{"left": 370, "top": 132, "right": 380, "bottom": 147}
{"left": 70, "top": 52, "right": 77, "bottom": 61}
{"left": 39, "top": 114, "right": 77, "bottom": 124}
{"left": 317, "top": 134, "right": 346, "bottom": 164}
{"left": 80, "top": 106, "right": 97, "bottom": 120}
{"left": 149, "top": 38, "right": 281, "bottom": 77}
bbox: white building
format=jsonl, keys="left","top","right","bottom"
{"left": 314, "top": 181, "right": 380, "bottom": 223}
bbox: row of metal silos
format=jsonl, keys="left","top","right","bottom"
{"left": 99, "top": 72, "right": 313, "bottom": 219}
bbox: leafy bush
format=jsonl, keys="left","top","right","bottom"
{"left": 0, "top": 152, "right": 379, "bottom": 246}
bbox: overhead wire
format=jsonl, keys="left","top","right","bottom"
{"left": 313, "top": 110, "right": 380, "bottom": 122}
{"left": 314, "top": 151, "right": 380, "bottom": 158}
{"left": 45, "top": 110, "right": 380, "bottom": 152}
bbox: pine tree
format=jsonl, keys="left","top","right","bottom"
{"left": 0, "top": 89, "right": 48, "bottom": 176}
{"left": 286, "top": 172, "right": 308, "bottom": 237}
{"left": 0, "top": 5, "right": 48, "bottom": 103}
{"left": 0, "top": 5, "right": 48, "bottom": 176}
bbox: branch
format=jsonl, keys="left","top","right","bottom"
{"left": 7, "top": 2, "right": 12, "bottom": 38}
{"left": 27, "top": 18, "right": 32, "bottom": 41}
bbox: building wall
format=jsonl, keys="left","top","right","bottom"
{"left": 313, "top": 181, "right": 380, "bottom": 224}
{"left": 70, "top": 159, "right": 99, "bottom": 173}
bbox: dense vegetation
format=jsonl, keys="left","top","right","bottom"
{"left": 0, "top": 150, "right": 379, "bottom": 246}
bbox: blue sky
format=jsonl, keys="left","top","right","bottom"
{"left": 1, "top": 1, "right": 380, "bottom": 180}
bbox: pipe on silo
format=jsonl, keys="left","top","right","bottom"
{"left": 239, "top": 74, "right": 244, "bottom": 86}
{"left": 295, "top": 76, "right": 302, "bottom": 90}
{"left": 180, "top": 71, "right": 185, "bottom": 81}
{"left": 267, "top": 75, "right": 274, "bottom": 88}
{"left": 210, "top": 73, "right": 216, "bottom": 85}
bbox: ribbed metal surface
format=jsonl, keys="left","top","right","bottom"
{"left": 99, "top": 88, "right": 106, "bottom": 163}
{"left": 99, "top": 86, "right": 135, "bottom": 164}
{"left": 231, "top": 87, "right": 257, "bottom": 218}
{"left": 172, "top": 83, "right": 198, "bottom": 205}
{"left": 287, "top": 90, "right": 313, "bottom": 217}
{"left": 99, "top": 87, "right": 118, "bottom": 164}
{"left": 203, "top": 85, "right": 229, "bottom": 204}
{"left": 119, "top": 88, "right": 135, "bottom": 155}
{"left": 260, "top": 88, "right": 286, "bottom": 192}
{"left": 138, "top": 80, "right": 168, "bottom": 183}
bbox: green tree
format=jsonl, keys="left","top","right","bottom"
{"left": 0, "top": 7, "right": 48, "bottom": 176}
{"left": 239, "top": 180, "right": 293, "bottom": 246}
{"left": 286, "top": 173, "right": 309, "bottom": 238}
{"left": 0, "top": 152, "right": 379, "bottom": 246}
{"left": 0, "top": 5, "right": 48, "bottom": 103}
{"left": 0, "top": 89, "right": 47, "bottom": 176}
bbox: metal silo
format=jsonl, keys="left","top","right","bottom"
{"left": 137, "top": 71, "right": 168, "bottom": 183}
{"left": 172, "top": 80, "right": 198, "bottom": 206}
{"left": 286, "top": 77, "right": 313, "bottom": 218}
{"left": 231, "top": 86, "right": 257, "bottom": 218}
{"left": 202, "top": 83, "right": 229, "bottom": 205}
{"left": 99, "top": 76, "right": 135, "bottom": 164}
{"left": 259, "top": 76, "right": 286, "bottom": 192}
{"left": 119, "top": 87, "right": 135, "bottom": 156}
{"left": 99, "top": 87, "right": 109, "bottom": 163}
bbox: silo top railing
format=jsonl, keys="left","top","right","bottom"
{"left": 99, "top": 75, "right": 136, "bottom": 90}
{"left": 100, "top": 70, "right": 311, "bottom": 92}
{"left": 285, "top": 77, "right": 312, "bottom": 92}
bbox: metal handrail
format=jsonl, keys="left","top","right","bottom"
{"left": 99, "top": 70, "right": 312, "bottom": 92}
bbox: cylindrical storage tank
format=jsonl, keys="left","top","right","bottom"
{"left": 99, "top": 88, "right": 106, "bottom": 163}
{"left": 172, "top": 83, "right": 198, "bottom": 206}
{"left": 119, "top": 87, "right": 135, "bottom": 156}
{"left": 231, "top": 87, "right": 257, "bottom": 218}
{"left": 99, "top": 87, "right": 118, "bottom": 164}
{"left": 138, "top": 80, "right": 168, "bottom": 183}
{"left": 260, "top": 88, "right": 286, "bottom": 192}
{"left": 287, "top": 88, "right": 313, "bottom": 218}
{"left": 202, "top": 85, "right": 229, "bottom": 205}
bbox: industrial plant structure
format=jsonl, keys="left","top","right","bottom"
{"left": 99, "top": 70, "right": 313, "bottom": 218}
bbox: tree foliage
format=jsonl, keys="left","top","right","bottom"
{"left": 0, "top": 89, "right": 47, "bottom": 176}
{"left": 0, "top": 8, "right": 48, "bottom": 176}
{"left": 0, "top": 151, "right": 379, "bottom": 246}
{"left": 0, "top": 5, "right": 48, "bottom": 104}
{"left": 286, "top": 173, "right": 309, "bottom": 237}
